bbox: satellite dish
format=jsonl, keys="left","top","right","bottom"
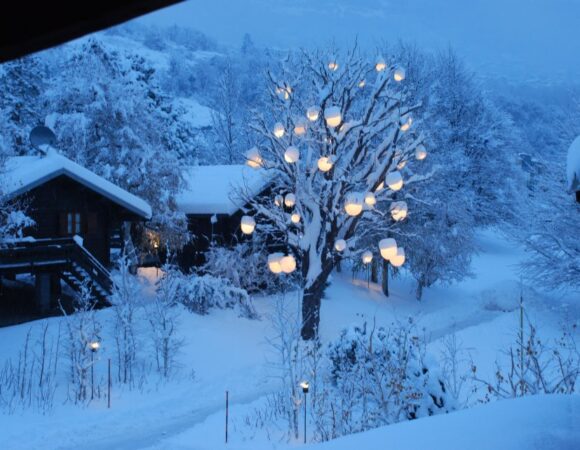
{"left": 30, "top": 126, "right": 57, "bottom": 154}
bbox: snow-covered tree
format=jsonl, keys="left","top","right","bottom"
{"left": 244, "top": 48, "right": 429, "bottom": 339}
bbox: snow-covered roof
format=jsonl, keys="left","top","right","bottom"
{"left": 177, "top": 165, "right": 271, "bottom": 215}
{"left": 567, "top": 135, "right": 580, "bottom": 192}
{"left": 2, "top": 151, "right": 152, "bottom": 219}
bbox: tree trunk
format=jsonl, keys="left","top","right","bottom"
{"left": 371, "top": 260, "right": 378, "bottom": 283}
{"left": 301, "top": 267, "right": 333, "bottom": 340}
{"left": 416, "top": 281, "right": 424, "bottom": 301}
{"left": 381, "top": 259, "right": 389, "bottom": 297}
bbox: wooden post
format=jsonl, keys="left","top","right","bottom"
{"left": 225, "top": 390, "right": 229, "bottom": 443}
{"left": 107, "top": 358, "right": 111, "bottom": 408}
{"left": 371, "top": 259, "right": 378, "bottom": 283}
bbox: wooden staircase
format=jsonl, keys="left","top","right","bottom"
{"left": 0, "top": 237, "right": 113, "bottom": 304}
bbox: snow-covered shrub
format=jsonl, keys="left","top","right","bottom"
{"left": 179, "top": 273, "right": 257, "bottom": 319}
{"left": 203, "top": 241, "right": 293, "bottom": 295}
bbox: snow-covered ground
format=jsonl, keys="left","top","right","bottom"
{"left": 0, "top": 230, "right": 578, "bottom": 449}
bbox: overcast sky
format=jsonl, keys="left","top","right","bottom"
{"left": 136, "top": 0, "right": 580, "bottom": 84}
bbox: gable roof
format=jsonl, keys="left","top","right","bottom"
{"left": 2, "top": 152, "right": 152, "bottom": 219}
{"left": 176, "top": 165, "right": 271, "bottom": 216}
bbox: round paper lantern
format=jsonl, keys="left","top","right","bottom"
{"left": 375, "top": 181, "right": 385, "bottom": 192}
{"left": 245, "top": 147, "right": 262, "bottom": 168}
{"left": 390, "top": 201, "right": 408, "bottom": 221}
{"left": 240, "top": 215, "right": 256, "bottom": 234}
{"left": 284, "top": 146, "right": 300, "bottom": 163}
{"left": 284, "top": 193, "right": 296, "bottom": 208}
{"left": 379, "top": 238, "right": 397, "bottom": 260}
{"left": 358, "top": 79, "right": 366, "bottom": 88}
{"left": 415, "top": 145, "right": 427, "bottom": 160}
{"left": 335, "top": 239, "right": 347, "bottom": 252}
{"left": 268, "top": 253, "right": 284, "bottom": 274}
{"left": 280, "top": 255, "right": 297, "bottom": 274}
{"left": 317, "top": 156, "right": 334, "bottom": 172}
{"left": 364, "top": 192, "right": 376, "bottom": 207}
{"left": 399, "top": 116, "right": 413, "bottom": 132}
{"left": 375, "top": 57, "right": 387, "bottom": 72}
{"left": 394, "top": 67, "right": 406, "bottom": 82}
{"left": 306, "top": 107, "right": 320, "bottom": 122}
{"left": 390, "top": 247, "right": 406, "bottom": 267}
{"left": 344, "top": 193, "right": 364, "bottom": 216}
{"left": 328, "top": 61, "right": 339, "bottom": 71}
{"left": 362, "top": 251, "right": 373, "bottom": 264}
{"left": 273, "top": 122, "right": 285, "bottom": 138}
{"left": 385, "top": 171, "right": 403, "bottom": 191}
{"left": 291, "top": 212, "right": 301, "bottom": 224}
{"left": 294, "top": 121, "right": 307, "bottom": 136}
{"left": 324, "top": 106, "right": 342, "bottom": 128}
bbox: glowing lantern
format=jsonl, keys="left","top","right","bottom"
{"left": 280, "top": 255, "right": 297, "bottom": 274}
{"left": 375, "top": 181, "right": 385, "bottom": 192}
{"left": 364, "top": 192, "right": 376, "bottom": 207}
{"left": 306, "top": 107, "right": 320, "bottom": 122}
{"left": 294, "top": 121, "right": 307, "bottom": 136}
{"left": 284, "top": 193, "right": 296, "bottom": 208}
{"left": 394, "top": 67, "right": 406, "bottom": 82}
{"left": 291, "top": 212, "right": 301, "bottom": 224}
{"left": 240, "top": 215, "right": 256, "bottom": 234}
{"left": 390, "top": 247, "right": 406, "bottom": 267}
{"left": 397, "top": 160, "right": 407, "bottom": 170}
{"left": 344, "top": 193, "right": 364, "bottom": 217}
{"left": 362, "top": 251, "right": 373, "bottom": 264}
{"left": 375, "top": 57, "right": 387, "bottom": 72}
{"left": 275, "top": 86, "right": 291, "bottom": 100}
{"left": 324, "top": 106, "right": 342, "bottom": 128}
{"left": 415, "top": 145, "right": 427, "bottom": 160}
{"left": 89, "top": 341, "right": 100, "bottom": 351}
{"left": 358, "top": 80, "right": 366, "bottom": 88}
{"left": 268, "top": 253, "right": 284, "bottom": 274}
{"left": 317, "top": 156, "right": 334, "bottom": 172}
{"left": 328, "top": 61, "right": 339, "bottom": 71}
{"left": 274, "top": 195, "right": 283, "bottom": 207}
{"left": 385, "top": 171, "right": 403, "bottom": 191}
{"left": 246, "top": 147, "right": 262, "bottom": 168}
{"left": 400, "top": 116, "right": 413, "bottom": 132}
{"left": 284, "top": 146, "right": 300, "bottom": 163}
{"left": 273, "top": 122, "right": 285, "bottom": 138}
{"left": 379, "top": 238, "right": 397, "bottom": 260}
{"left": 390, "top": 201, "right": 408, "bottom": 221}
{"left": 335, "top": 239, "right": 347, "bottom": 252}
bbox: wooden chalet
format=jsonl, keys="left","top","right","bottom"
{"left": 0, "top": 151, "right": 152, "bottom": 312}
{"left": 175, "top": 165, "right": 271, "bottom": 271}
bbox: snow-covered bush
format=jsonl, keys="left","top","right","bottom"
{"left": 203, "top": 241, "right": 293, "bottom": 295}
{"left": 179, "top": 273, "right": 257, "bottom": 319}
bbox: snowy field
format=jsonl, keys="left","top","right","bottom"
{"left": 0, "top": 229, "right": 578, "bottom": 450}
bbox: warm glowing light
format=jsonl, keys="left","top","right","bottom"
{"left": 274, "top": 195, "right": 283, "bottom": 207}
{"left": 324, "top": 106, "right": 342, "bottom": 128}
{"left": 306, "top": 107, "right": 320, "bottom": 122}
{"left": 300, "top": 380, "right": 310, "bottom": 393}
{"left": 364, "top": 192, "right": 376, "bottom": 207}
{"left": 284, "top": 193, "right": 296, "bottom": 208}
{"left": 397, "top": 160, "right": 407, "bottom": 170}
{"left": 390, "top": 201, "right": 408, "bottom": 221}
{"left": 291, "top": 213, "right": 301, "bottom": 224}
{"left": 385, "top": 171, "right": 404, "bottom": 191}
{"left": 375, "top": 57, "right": 387, "bottom": 72}
{"left": 240, "top": 215, "right": 256, "bottom": 234}
{"left": 294, "top": 121, "right": 307, "bottom": 136}
{"left": 246, "top": 147, "right": 262, "bottom": 168}
{"left": 89, "top": 341, "right": 100, "bottom": 351}
{"left": 280, "top": 255, "right": 297, "bottom": 274}
{"left": 379, "top": 238, "right": 397, "bottom": 260}
{"left": 394, "top": 67, "right": 406, "bottom": 82}
{"left": 335, "top": 239, "right": 347, "bottom": 252}
{"left": 284, "top": 146, "right": 300, "bottom": 163}
{"left": 344, "top": 193, "right": 364, "bottom": 216}
{"left": 268, "top": 253, "right": 284, "bottom": 274}
{"left": 317, "top": 156, "right": 333, "bottom": 172}
{"left": 273, "top": 122, "right": 285, "bottom": 138}
{"left": 415, "top": 145, "right": 427, "bottom": 160}
{"left": 328, "top": 61, "right": 339, "bottom": 71}
{"left": 362, "top": 251, "right": 373, "bottom": 264}
{"left": 375, "top": 181, "right": 385, "bottom": 192}
{"left": 399, "top": 116, "right": 413, "bottom": 132}
{"left": 390, "top": 247, "right": 406, "bottom": 267}
{"left": 358, "top": 79, "right": 366, "bottom": 88}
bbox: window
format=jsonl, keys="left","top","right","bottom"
{"left": 66, "top": 212, "right": 82, "bottom": 235}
